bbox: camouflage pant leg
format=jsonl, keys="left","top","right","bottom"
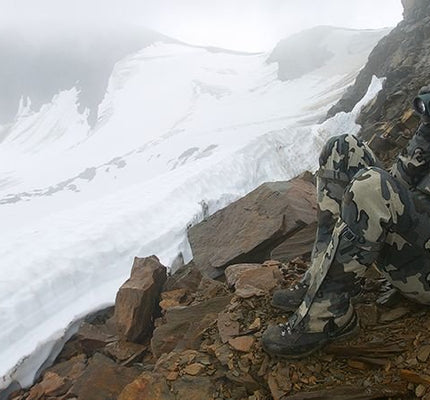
{"left": 303, "top": 134, "right": 380, "bottom": 284}
{"left": 344, "top": 168, "right": 430, "bottom": 305}
{"left": 300, "top": 167, "right": 430, "bottom": 332}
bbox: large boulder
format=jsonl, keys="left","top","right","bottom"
{"left": 188, "top": 177, "right": 317, "bottom": 278}
{"left": 114, "top": 256, "right": 167, "bottom": 343}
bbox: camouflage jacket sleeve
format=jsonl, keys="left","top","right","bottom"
{"left": 391, "top": 123, "right": 430, "bottom": 188}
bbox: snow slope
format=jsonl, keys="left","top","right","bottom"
{"left": 0, "top": 27, "right": 387, "bottom": 391}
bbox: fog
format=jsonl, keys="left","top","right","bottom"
{"left": 1, "top": 0, "right": 403, "bottom": 51}
{"left": 0, "top": 0, "right": 403, "bottom": 124}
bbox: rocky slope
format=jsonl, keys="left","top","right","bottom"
{"left": 7, "top": 174, "right": 430, "bottom": 400}
{"left": 326, "top": 0, "right": 430, "bottom": 165}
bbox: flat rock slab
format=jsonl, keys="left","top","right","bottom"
{"left": 118, "top": 372, "right": 174, "bottom": 400}
{"left": 188, "top": 178, "right": 316, "bottom": 278}
{"left": 70, "top": 353, "right": 140, "bottom": 400}
{"left": 217, "top": 312, "right": 240, "bottom": 344}
{"left": 151, "top": 295, "right": 232, "bottom": 358}
{"left": 172, "top": 376, "right": 215, "bottom": 400}
{"left": 225, "top": 263, "right": 283, "bottom": 298}
{"left": 228, "top": 336, "right": 255, "bottom": 353}
{"left": 76, "top": 322, "right": 116, "bottom": 355}
{"left": 271, "top": 221, "right": 317, "bottom": 261}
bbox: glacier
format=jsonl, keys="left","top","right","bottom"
{"left": 0, "top": 27, "right": 388, "bottom": 391}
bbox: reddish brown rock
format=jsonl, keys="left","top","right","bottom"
{"left": 225, "top": 264, "right": 283, "bottom": 298}
{"left": 26, "top": 385, "right": 44, "bottom": 400}
{"left": 217, "top": 312, "right": 240, "bottom": 344}
{"left": 163, "top": 261, "right": 203, "bottom": 292}
{"left": 70, "top": 353, "right": 140, "bottom": 400}
{"left": 183, "top": 363, "right": 205, "bottom": 376}
{"left": 226, "top": 371, "right": 260, "bottom": 392}
{"left": 115, "top": 256, "right": 167, "bottom": 342}
{"left": 35, "top": 372, "right": 71, "bottom": 397}
{"left": 118, "top": 372, "right": 174, "bottom": 400}
{"left": 197, "top": 276, "right": 229, "bottom": 298}
{"left": 151, "top": 295, "right": 232, "bottom": 358}
{"left": 225, "top": 264, "right": 262, "bottom": 288}
{"left": 159, "top": 288, "right": 188, "bottom": 310}
{"left": 228, "top": 336, "right": 255, "bottom": 353}
{"left": 270, "top": 221, "right": 317, "bottom": 262}
{"left": 188, "top": 178, "right": 317, "bottom": 278}
{"left": 76, "top": 322, "right": 116, "bottom": 355}
{"left": 104, "top": 340, "right": 147, "bottom": 364}
{"left": 172, "top": 376, "right": 215, "bottom": 400}
{"left": 210, "top": 343, "right": 231, "bottom": 366}
{"left": 49, "top": 354, "right": 87, "bottom": 381}
{"left": 268, "top": 373, "right": 288, "bottom": 400}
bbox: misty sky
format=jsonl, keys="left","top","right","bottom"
{"left": 2, "top": 0, "right": 403, "bottom": 51}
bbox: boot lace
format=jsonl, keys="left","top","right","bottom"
{"left": 278, "top": 320, "right": 305, "bottom": 336}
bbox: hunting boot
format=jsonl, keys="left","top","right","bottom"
{"left": 263, "top": 221, "right": 381, "bottom": 358}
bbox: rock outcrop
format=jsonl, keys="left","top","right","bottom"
{"left": 188, "top": 176, "right": 317, "bottom": 278}
{"left": 114, "top": 256, "right": 167, "bottom": 342}
{"left": 326, "top": 0, "right": 430, "bottom": 164}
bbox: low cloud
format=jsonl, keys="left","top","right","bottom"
{"left": 1, "top": 0, "right": 403, "bottom": 51}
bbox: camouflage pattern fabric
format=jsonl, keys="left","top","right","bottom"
{"left": 303, "top": 134, "right": 380, "bottom": 285}
{"left": 292, "top": 128, "right": 430, "bottom": 333}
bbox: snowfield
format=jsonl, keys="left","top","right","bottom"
{"left": 0, "top": 27, "right": 387, "bottom": 391}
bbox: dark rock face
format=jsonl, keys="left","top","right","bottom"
{"left": 326, "top": 0, "right": 430, "bottom": 164}
{"left": 114, "top": 256, "right": 167, "bottom": 343}
{"left": 402, "top": 0, "right": 428, "bottom": 22}
{"left": 268, "top": 26, "right": 334, "bottom": 80}
{"left": 187, "top": 177, "right": 317, "bottom": 278}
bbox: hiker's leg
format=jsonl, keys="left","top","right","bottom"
{"left": 272, "top": 134, "right": 380, "bottom": 312}
{"left": 263, "top": 167, "right": 430, "bottom": 357}
{"left": 305, "top": 134, "right": 380, "bottom": 282}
